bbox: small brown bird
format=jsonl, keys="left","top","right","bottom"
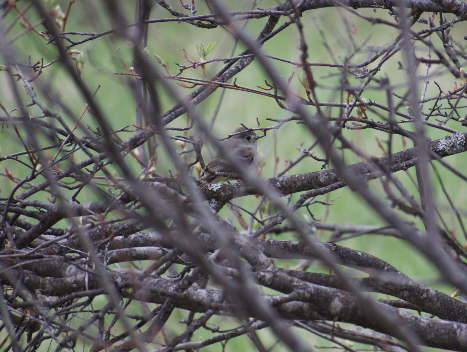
{"left": 201, "top": 127, "right": 259, "bottom": 183}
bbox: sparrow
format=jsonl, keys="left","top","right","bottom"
{"left": 201, "top": 127, "right": 259, "bottom": 183}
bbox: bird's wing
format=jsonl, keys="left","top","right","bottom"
{"left": 201, "top": 157, "right": 236, "bottom": 182}
{"left": 208, "top": 157, "right": 235, "bottom": 172}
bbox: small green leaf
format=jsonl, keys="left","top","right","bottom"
{"left": 154, "top": 54, "right": 164, "bottom": 65}
{"left": 298, "top": 71, "right": 310, "bottom": 92}
{"left": 205, "top": 42, "right": 216, "bottom": 56}
{"left": 77, "top": 52, "right": 85, "bottom": 64}
{"left": 356, "top": 107, "right": 364, "bottom": 118}
{"left": 69, "top": 49, "right": 83, "bottom": 61}
{"left": 200, "top": 43, "right": 206, "bottom": 59}
{"left": 196, "top": 44, "right": 202, "bottom": 58}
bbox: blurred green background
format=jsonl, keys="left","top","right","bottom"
{"left": 1, "top": 0, "right": 466, "bottom": 351}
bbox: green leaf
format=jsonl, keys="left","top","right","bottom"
{"left": 154, "top": 54, "right": 164, "bottom": 65}
{"left": 205, "top": 42, "right": 216, "bottom": 56}
{"left": 298, "top": 71, "right": 310, "bottom": 92}
{"left": 68, "top": 49, "right": 83, "bottom": 61}
{"left": 196, "top": 43, "right": 207, "bottom": 60}
{"left": 200, "top": 43, "right": 206, "bottom": 59}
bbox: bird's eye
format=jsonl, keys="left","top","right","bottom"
{"left": 246, "top": 136, "right": 251, "bottom": 141}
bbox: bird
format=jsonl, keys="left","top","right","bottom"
{"left": 201, "top": 127, "right": 259, "bottom": 183}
